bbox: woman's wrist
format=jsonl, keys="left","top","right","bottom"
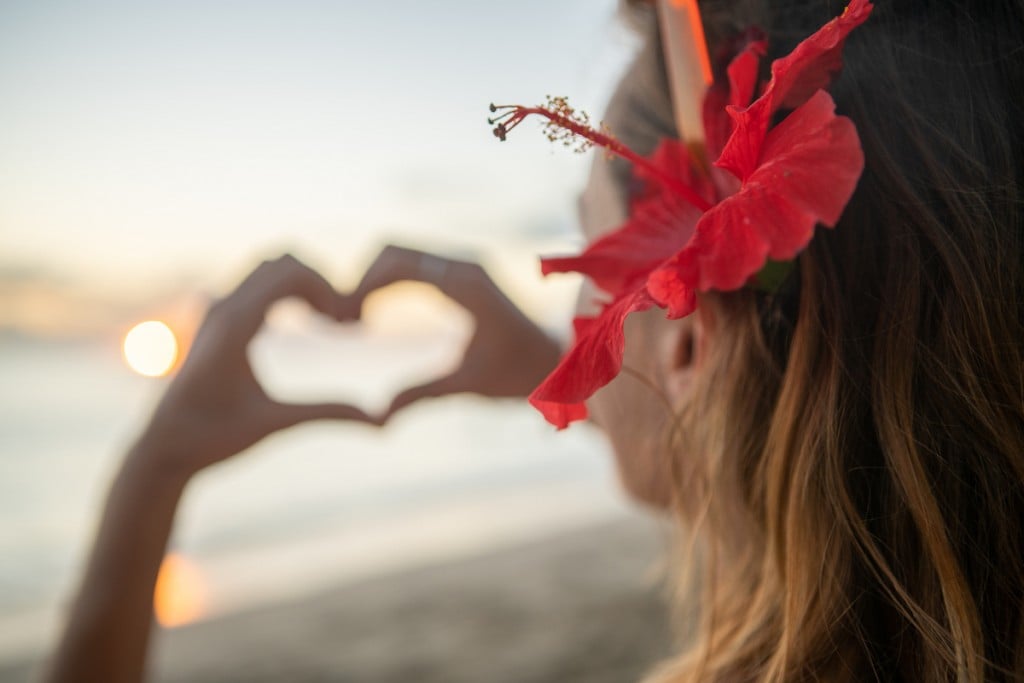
{"left": 124, "top": 428, "right": 199, "bottom": 492}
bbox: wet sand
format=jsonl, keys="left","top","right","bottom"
{"left": 6, "top": 515, "right": 677, "bottom": 683}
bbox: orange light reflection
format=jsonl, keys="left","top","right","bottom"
{"left": 154, "top": 553, "right": 207, "bottom": 628}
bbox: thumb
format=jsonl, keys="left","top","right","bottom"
{"left": 264, "top": 401, "right": 383, "bottom": 432}
{"left": 385, "top": 374, "right": 465, "bottom": 420}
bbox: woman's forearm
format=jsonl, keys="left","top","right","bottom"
{"left": 46, "top": 439, "right": 191, "bottom": 683}
{"left": 42, "top": 255, "right": 394, "bottom": 681}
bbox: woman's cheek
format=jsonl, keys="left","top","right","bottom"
{"left": 588, "top": 308, "right": 677, "bottom": 510}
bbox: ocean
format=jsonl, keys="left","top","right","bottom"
{"left": 0, "top": 327, "right": 627, "bottom": 663}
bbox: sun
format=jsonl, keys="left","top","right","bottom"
{"left": 123, "top": 320, "right": 178, "bottom": 377}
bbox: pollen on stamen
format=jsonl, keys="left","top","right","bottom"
{"left": 487, "top": 96, "right": 601, "bottom": 153}
{"left": 540, "top": 96, "right": 594, "bottom": 154}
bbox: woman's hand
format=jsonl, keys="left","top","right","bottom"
{"left": 342, "top": 245, "right": 563, "bottom": 419}
{"left": 138, "top": 254, "right": 378, "bottom": 479}
{"left": 47, "top": 254, "right": 379, "bottom": 683}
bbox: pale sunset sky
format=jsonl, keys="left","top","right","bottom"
{"left": 0, "top": 0, "right": 639, "bottom": 339}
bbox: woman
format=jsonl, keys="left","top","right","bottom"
{"left": 612, "top": 1, "right": 1024, "bottom": 680}
{"left": 48, "top": 0, "right": 1024, "bottom": 681}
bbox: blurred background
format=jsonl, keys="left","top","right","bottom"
{"left": 0, "top": 1, "right": 673, "bottom": 680}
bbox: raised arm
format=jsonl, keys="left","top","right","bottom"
{"left": 45, "top": 254, "right": 377, "bottom": 683}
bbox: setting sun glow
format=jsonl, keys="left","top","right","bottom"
{"left": 123, "top": 320, "right": 178, "bottom": 377}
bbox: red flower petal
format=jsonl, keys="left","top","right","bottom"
{"left": 716, "top": 0, "right": 873, "bottom": 181}
{"left": 702, "top": 82, "right": 733, "bottom": 168}
{"left": 728, "top": 39, "right": 767, "bottom": 109}
{"left": 652, "top": 90, "right": 863, "bottom": 292}
{"left": 772, "top": 0, "right": 873, "bottom": 110}
{"left": 703, "top": 39, "right": 765, "bottom": 166}
{"left": 645, "top": 265, "right": 698, "bottom": 320}
{"left": 528, "top": 397, "right": 589, "bottom": 431}
{"left": 542, "top": 140, "right": 708, "bottom": 296}
{"left": 529, "top": 288, "right": 656, "bottom": 429}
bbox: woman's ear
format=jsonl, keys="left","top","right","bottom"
{"left": 659, "top": 302, "right": 717, "bottom": 405}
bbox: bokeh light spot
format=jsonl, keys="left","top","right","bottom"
{"left": 154, "top": 553, "right": 207, "bottom": 628}
{"left": 123, "top": 320, "right": 178, "bottom": 377}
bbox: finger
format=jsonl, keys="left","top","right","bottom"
{"left": 264, "top": 400, "right": 384, "bottom": 432}
{"left": 344, "top": 245, "right": 494, "bottom": 320}
{"left": 385, "top": 373, "right": 467, "bottom": 419}
{"left": 343, "top": 245, "right": 429, "bottom": 319}
{"left": 221, "top": 254, "right": 344, "bottom": 342}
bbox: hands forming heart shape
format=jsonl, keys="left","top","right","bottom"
{"left": 137, "top": 249, "right": 563, "bottom": 478}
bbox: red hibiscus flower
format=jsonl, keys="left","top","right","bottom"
{"left": 491, "top": 0, "right": 872, "bottom": 428}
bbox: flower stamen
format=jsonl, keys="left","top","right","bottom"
{"left": 490, "top": 96, "right": 712, "bottom": 212}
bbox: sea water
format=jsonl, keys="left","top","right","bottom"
{"left": 0, "top": 328, "right": 626, "bottom": 663}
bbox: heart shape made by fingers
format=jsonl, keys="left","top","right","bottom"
{"left": 249, "top": 283, "right": 473, "bottom": 418}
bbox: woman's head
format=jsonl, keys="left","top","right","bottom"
{"left": 601, "top": 1, "right": 1024, "bottom": 680}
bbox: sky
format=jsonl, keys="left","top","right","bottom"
{"left": 0, "top": 0, "right": 641, "bottom": 339}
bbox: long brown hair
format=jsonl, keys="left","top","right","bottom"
{"left": 648, "top": 1, "right": 1024, "bottom": 680}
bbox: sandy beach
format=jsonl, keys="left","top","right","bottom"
{"left": 4, "top": 514, "right": 678, "bottom": 683}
